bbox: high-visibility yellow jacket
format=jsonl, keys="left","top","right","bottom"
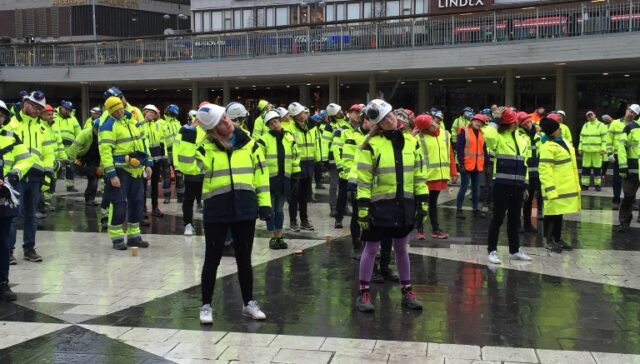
{"left": 173, "top": 125, "right": 206, "bottom": 180}
{"left": 355, "top": 130, "right": 429, "bottom": 227}
{"left": 539, "top": 138, "right": 581, "bottom": 215}
{"left": 54, "top": 109, "right": 81, "bottom": 150}
{"left": 198, "top": 127, "right": 271, "bottom": 223}
{"left": 618, "top": 120, "right": 640, "bottom": 176}
{"left": 451, "top": 116, "right": 469, "bottom": 144}
{"left": 559, "top": 123, "right": 573, "bottom": 145}
{"left": 578, "top": 119, "right": 608, "bottom": 153}
{"left": 6, "top": 111, "right": 55, "bottom": 177}
{"left": 67, "top": 128, "right": 96, "bottom": 160}
{"left": 98, "top": 113, "right": 152, "bottom": 179}
{"left": 137, "top": 119, "right": 167, "bottom": 162}
{"left": 84, "top": 117, "right": 95, "bottom": 130}
{"left": 251, "top": 113, "right": 267, "bottom": 139}
{"left": 42, "top": 121, "right": 67, "bottom": 161}
{"left": 608, "top": 118, "right": 626, "bottom": 155}
{"left": 331, "top": 121, "right": 358, "bottom": 179}
{"left": 482, "top": 123, "right": 499, "bottom": 164}
{"left": 341, "top": 127, "right": 366, "bottom": 182}
{"left": 493, "top": 130, "right": 529, "bottom": 186}
{"left": 161, "top": 116, "right": 181, "bottom": 151}
{"left": 257, "top": 130, "right": 301, "bottom": 195}
{"left": 518, "top": 127, "right": 541, "bottom": 176}
{"left": 417, "top": 130, "right": 453, "bottom": 182}
{"left": 0, "top": 128, "right": 34, "bottom": 216}
{"left": 289, "top": 121, "right": 319, "bottom": 178}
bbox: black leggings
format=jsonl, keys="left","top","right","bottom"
{"left": 543, "top": 215, "right": 563, "bottom": 242}
{"left": 183, "top": 179, "right": 203, "bottom": 226}
{"left": 487, "top": 184, "right": 523, "bottom": 254}
{"left": 335, "top": 178, "right": 348, "bottom": 221}
{"left": 350, "top": 192, "right": 361, "bottom": 249}
{"left": 202, "top": 220, "right": 256, "bottom": 306}
{"left": 289, "top": 177, "right": 311, "bottom": 223}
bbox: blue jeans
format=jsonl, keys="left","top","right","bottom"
{"left": 266, "top": 192, "right": 286, "bottom": 231}
{"left": 9, "top": 178, "right": 42, "bottom": 251}
{"left": 456, "top": 170, "right": 480, "bottom": 210}
{"left": 0, "top": 217, "right": 13, "bottom": 282}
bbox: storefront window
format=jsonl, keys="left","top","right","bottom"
{"left": 257, "top": 8, "right": 265, "bottom": 27}
{"left": 387, "top": 1, "right": 400, "bottom": 17}
{"left": 336, "top": 3, "right": 346, "bottom": 21}
{"left": 194, "top": 11, "right": 202, "bottom": 32}
{"left": 203, "top": 11, "right": 211, "bottom": 31}
{"left": 402, "top": 0, "right": 412, "bottom": 15}
{"left": 212, "top": 11, "right": 222, "bottom": 31}
{"left": 243, "top": 9, "right": 253, "bottom": 28}
{"left": 224, "top": 10, "right": 232, "bottom": 30}
{"left": 347, "top": 3, "right": 360, "bottom": 20}
{"left": 276, "top": 7, "right": 288, "bottom": 26}
{"left": 416, "top": 0, "right": 425, "bottom": 14}
{"left": 266, "top": 8, "right": 275, "bottom": 27}
{"left": 363, "top": 2, "right": 372, "bottom": 18}
{"left": 326, "top": 4, "right": 335, "bottom": 22}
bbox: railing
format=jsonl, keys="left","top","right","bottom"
{"left": 1, "top": 0, "right": 639, "bottom": 68}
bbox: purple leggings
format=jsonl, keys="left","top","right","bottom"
{"left": 359, "top": 235, "right": 411, "bottom": 286}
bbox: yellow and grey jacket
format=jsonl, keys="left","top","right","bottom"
{"left": 173, "top": 124, "right": 206, "bottom": 181}
{"left": 6, "top": 111, "right": 55, "bottom": 178}
{"left": 539, "top": 138, "right": 581, "bottom": 216}
{"left": 98, "top": 113, "right": 152, "bottom": 179}
{"left": 54, "top": 109, "right": 81, "bottom": 149}
{"left": 257, "top": 129, "right": 301, "bottom": 196}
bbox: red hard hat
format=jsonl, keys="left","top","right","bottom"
{"left": 44, "top": 104, "right": 55, "bottom": 113}
{"left": 547, "top": 113, "right": 561, "bottom": 123}
{"left": 471, "top": 114, "right": 488, "bottom": 124}
{"left": 516, "top": 111, "right": 531, "bottom": 125}
{"left": 501, "top": 108, "right": 518, "bottom": 124}
{"left": 404, "top": 108, "right": 415, "bottom": 118}
{"left": 348, "top": 104, "right": 363, "bottom": 112}
{"left": 415, "top": 114, "right": 433, "bottom": 131}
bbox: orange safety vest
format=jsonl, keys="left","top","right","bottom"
{"left": 463, "top": 127, "right": 485, "bottom": 172}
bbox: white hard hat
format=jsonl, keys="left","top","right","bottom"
{"left": 288, "top": 102, "right": 306, "bottom": 117}
{"left": 26, "top": 91, "right": 46, "bottom": 108}
{"left": 366, "top": 99, "right": 393, "bottom": 124}
{"left": 0, "top": 100, "right": 10, "bottom": 116}
{"left": 142, "top": 104, "right": 160, "bottom": 114}
{"left": 264, "top": 110, "right": 281, "bottom": 125}
{"left": 197, "top": 103, "right": 226, "bottom": 131}
{"left": 90, "top": 106, "right": 101, "bottom": 114}
{"left": 628, "top": 104, "right": 640, "bottom": 116}
{"left": 556, "top": 110, "right": 566, "bottom": 118}
{"left": 326, "top": 103, "right": 342, "bottom": 117}
{"left": 434, "top": 111, "right": 444, "bottom": 120}
{"left": 226, "top": 102, "right": 249, "bottom": 120}
{"left": 188, "top": 109, "right": 197, "bottom": 118}
{"left": 276, "top": 107, "right": 289, "bottom": 119}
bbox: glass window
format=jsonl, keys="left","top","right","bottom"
{"left": 212, "top": 11, "right": 222, "bottom": 31}
{"left": 326, "top": 4, "right": 335, "bottom": 22}
{"left": 386, "top": 1, "right": 400, "bottom": 17}
{"left": 363, "top": 2, "right": 372, "bottom": 18}
{"left": 257, "top": 8, "right": 265, "bottom": 27}
{"left": 194, "top": 11, "right": 202, "bottom": 32}
{"left": 416, "top": 0, "right": 425, "bottom": 14}
{"left": 290, "top": 5, "right": 299, "bottom": 25}
{"left": 266, "top": 7, "right": 275, "bottom": 27}
{"left": 347, "top": 3, "right": 360, "bottom": 20}
{"left": 276, "top": 7, "right": 288, "bottom": 26}
{"left": 224, "top": 10, "right": 232, "bottom": 30}
{"left": 402, "top": 0, "right": 412, "bottom": 15}
{"left": 203, "top": 11, "right": 211, "bottom": 31}
{"left": 234, "top": 10, "right": 241, "bottom": 29}
{"left": 373, "top": 1, "right": 384, "bottom": 17}
{"left": 243, "top": 9, "right": 253, "bottom": 28}
{"left": 336, "top": 3, "right": 346, "bottom": 21}
{"left": 309, "top": 4, "right": 323, "bottom": 23}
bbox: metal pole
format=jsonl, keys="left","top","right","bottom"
{"left": 92, "top": 0, "right": 97, "bottom": 41}
{"left": 629, "top": 0, "right": 633, "bottom": 32}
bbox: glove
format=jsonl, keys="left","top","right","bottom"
{"left": 96, "top": 167, "right": 104, "bottom": 177}
{"left": 416, "top": 201, "right": 428, "bottom": 227}
{"left": 523, "top": 189, "right": 530, "bottom": 202}
{"left": 42, "top": 173, "right": 53, "bottom": 193}
{"left": 620, "top": 168, "right": 628, "bottom": 179}
{"left": 125, "top": 155, "right": 141, "bottom": 167}
{"left": 608, "top": 155, "right": 616, "bottom": 163}
{"left": 124, "top": 110, "right": 132, "bottom": 119}
{"left": 357, "top": 207, "right": 371, "bottom": 231}
{"left": 258, "top": 206, "right": 273, "bottom": 221}
{"left": 53, "top": 160, "right": 62, "bottom": 173}
{"left": 74, "top": 159, "right": 83, "bottom": 166}
{"left": 4, "top": 173, "right": 19, "bottom": 188}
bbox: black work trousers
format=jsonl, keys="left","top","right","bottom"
{"left": 289, "top": 177, "right": 311, "bottom": 223}
{"left": 487, "top": 184, "right": 523, "bottom": 254}
{"left": 543, "top": 215, "right": 563, "bottom": 242}
{"left": 183, "top": 179, "right": 203, "bottom": 226}
{"left": 522, "top": 175, "right": 542, "bottom": 225}
{"left": 335, "top": 178, "right": 349, "bottom": 221}
{"left": 144, "top": 160, "right": 165, "bottom": 210}
{"left": 202, "top": 220, "right": 256, "bottom": 306}
{"left": 619, "top": 176, "right": 640, "bottom": 226}
{"left": 74, "top": 164, "right": 99, "bottom": 202}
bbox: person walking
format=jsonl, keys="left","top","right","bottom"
{"left": 354, "top": 99, "right": 427, "bottom": 313}
{"left": 486, "top": 108, "right": 532, "bottom": 264}
{"left": 195, "top": 103, "right": 272, "bottom": 324}
{"left": 456, "top": 113, "right": 487, "bottom": 219}
{"left": 578, "top": 111, "right": 608, "bottom": 191}
{"left": 538, "top": 118, "right": 580, "bottom": 253}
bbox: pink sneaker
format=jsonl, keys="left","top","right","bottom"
{"left": 416, "top": 231, "right": 425, "bottom": 240}
{"left": 431, "top": 230, "right": 449, "bottom": 239}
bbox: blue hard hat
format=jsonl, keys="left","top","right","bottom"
{"left": 166, "top": 104, "right": 179, "bottom": 116}
{"left": 61, "top": 100, "right": 73, "bottom": 110}
{"left": 463, "top": 107, "right": 473, "bottom": 114}
{"left": 319, "top": 110, "right": 327, "bottom": 118}
{"left": 310, "top": 114, "right": 322, "bottom": 122}
{"left": 18, "top": 90, "right": 29, "bottom": 99}
{"left": 481, "top": 108, "right": 491, "bottom": 115}
{"left": 103, "top": 87, "right": 123, "bottom": 99}
{"left": 93, "top": 119, "right": 101, "bottom": 129}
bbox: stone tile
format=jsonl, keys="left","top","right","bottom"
{"left": 481, "top": 346, "right": 538, "bottom": 363}
{"left": 118, "top": 327, "right": 179, "bottom": 342}
{"left": 123, "top": 339, "right": 179, "bottom": 357}
{"left": 80, "top": 324, "right": 133, "bottom": 338}
{"left": 332, "top": 351, "right": 389, "bottom": 364}
{"left": 218, "top": 345, "right": 280, "bottom": 362}
{"left": 171, "top": 360, "right": 229, "bottom": 364}
{"left": 62, "top": 304, "right": 127, "bottom": 315}
{"left": 536, "top": 349, "right": 596, "bottom": 364}
{"left": 272, "top": 348, "right": 333, "bottom": 364}
{"left": 591, "top": 352, "right": 640, "bottom": 364}
{"left": 269, "top": 335, "right": 326, "bottom": 351}
{"left": 428, "top": 343, "right": 482, "bottom": 360}
{"left": 320, "top": 337, "right": 377, "bottom": 352}
{"left": 374, "top": 339, "right": 428, "bottom": 356}
{"left": 0, "top": 335, "right": 35, "bottom": 349}
{"left": 445, "top": 360, "right": 500, "bottom": 364}
{"left": 165, "top": 341, "right": 228, "bottom": 360}
{"left": 217, "top": 332, "right": 276, "bottom": 347}
{"left": 169, "top": 329, "right": 227, "bottom": 344}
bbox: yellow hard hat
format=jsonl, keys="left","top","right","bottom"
{"left": 104, "top": 96, "right": 124, "bottom": 115}
{"left": 258, "top": 99, "right": 270, "bottom": 111}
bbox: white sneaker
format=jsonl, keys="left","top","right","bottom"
{"left": 488, "top": 251, "right": 501, "bottom": 264}
{"left": 509, "top": 249, "right": 532, "bottom": 261}
{"left": 184, "top": 223, "right": 193, "bottom": 236}
{"left": 242, "top": 300, "right": 266, "bottom": 320}
{"left": 199, "top": 304, "right": 213, "bottom": 324}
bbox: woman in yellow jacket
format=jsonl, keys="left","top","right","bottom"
{"left": 538, "top": 117, "right": 580, "bottom": 253}
{"left": 195, "top": 103, "right": 273, "bottom": 325}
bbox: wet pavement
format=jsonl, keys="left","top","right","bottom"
{"left": 2, "top": 180, "right": 640, "bottom": 363}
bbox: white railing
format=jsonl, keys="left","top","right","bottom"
{"left": 1, "top": 0, "right": 638, "bottom": 68}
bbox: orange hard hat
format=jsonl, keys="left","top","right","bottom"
{"left": 44, "top": 104, "right": 55, "bottom": 113}
{"left": 517, "top": 111, "right": 531, "bottom": 125}
{"left": 415, "top": 114, "right": 433, "bottom": 131}
{"left": 501, "top": 108, "right": 518, "bottom": 124}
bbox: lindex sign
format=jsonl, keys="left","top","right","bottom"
{"left": 431, "top": 0, "right": 494, "bottom": 13}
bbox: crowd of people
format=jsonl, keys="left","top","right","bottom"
{"left": 1, "top": 87, "right": 639, "bottom": 323}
